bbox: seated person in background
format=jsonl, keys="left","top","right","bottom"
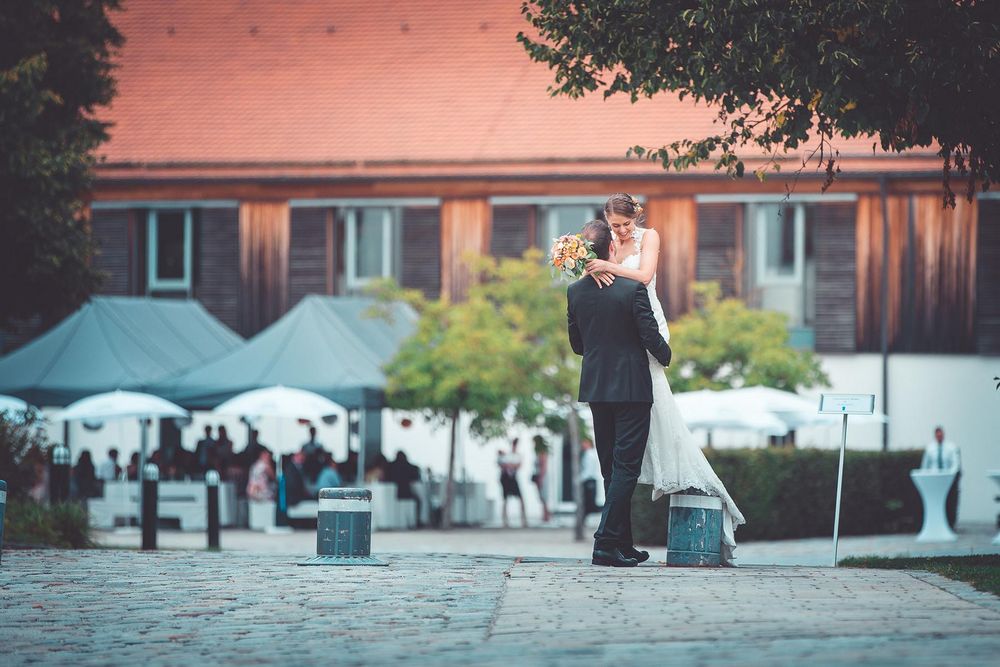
{"left": 365, "top": 453, "right": 389, "bottom": 483}
{"left": 246, "top": 449, "right": 276, "bottom": 502}
{"left": 311, "top": 453, "right": 343, "bottom": 494}
{"left": 282, "top": 451, "right": 309, "bottom": 507}
{"left": 388, "top": 451, "right": 423, "bottom": 527}
{"left": 339, "top": 451, "right": 359, "bottom": 485}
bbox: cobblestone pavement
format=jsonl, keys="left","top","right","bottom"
{"left": 2, "top": 549, "right": 999, "bottom": 665}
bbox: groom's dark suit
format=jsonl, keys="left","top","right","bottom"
{"left": 567, "top": 277, "right": 672, "bottom": 552}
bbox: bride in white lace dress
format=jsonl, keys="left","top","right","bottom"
{"left": 585, "top": 193, "right": 746, "bottom": 564}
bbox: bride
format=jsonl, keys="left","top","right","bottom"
{"left": 584, "top": 193, "right": 745, "bottom": 564}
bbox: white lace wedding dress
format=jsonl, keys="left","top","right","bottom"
{"left": 624, "top": 227, "right": 746, "bottom": 564}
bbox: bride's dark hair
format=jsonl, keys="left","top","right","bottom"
{"left": 604, "top": 193, "right": 646, "bottom": 227}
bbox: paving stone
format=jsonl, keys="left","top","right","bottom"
{"left": 1, "top": 550, "right": 999, "bottom": 665}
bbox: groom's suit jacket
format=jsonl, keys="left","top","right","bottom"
{"left": 567, "top": 277, "right": 672, "bottom": 403}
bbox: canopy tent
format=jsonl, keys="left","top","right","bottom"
{"left": 0, "top": 297, "right": 243, "bottom": 406}
{"left": 147, "top": 295, "right": 417, "bottom": 410}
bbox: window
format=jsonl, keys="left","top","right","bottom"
{"left": 755, "top": 203, "right": 805, "bottom": 284}
{"left": 746, "top": 202, "right": 815, "bottom": 340}
{"left": 536, "top": 204, "right": 604, "bottom": 248}
{"left": 345, "top": 207, "right": 398, "bottom": 289}
{"left": 147, "top": 209, "right": 193, "bottom": 292}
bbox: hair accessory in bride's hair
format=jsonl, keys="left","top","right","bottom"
{"left": 628, "top": 194, "right": 644, "bottom": 217}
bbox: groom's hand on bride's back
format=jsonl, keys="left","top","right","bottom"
{"left": 633, "top": 284, "right": 672, "bottom": 367}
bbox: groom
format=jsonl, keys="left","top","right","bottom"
{"left": 567, "top": 220, "right": 672, "bottom": 567}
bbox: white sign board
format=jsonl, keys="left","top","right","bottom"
{"left": 819, "top": 393, "right": 876, "bottom": 415}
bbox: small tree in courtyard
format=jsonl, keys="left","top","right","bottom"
{"left": 370, "top": 282, "right": 530, "bottom": 530}
{"left": 667, "top": 282, "right": 829, "bottom": 394}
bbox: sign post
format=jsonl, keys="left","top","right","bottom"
{"left": 819, "top": 394, "right": 876, "bottom": 567}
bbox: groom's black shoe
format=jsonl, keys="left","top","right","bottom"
{"left": 592, "top": 548, "right": 639, "bottom": 567}
{"left": 621, "top": 547, "right": 650, "bottom": 564}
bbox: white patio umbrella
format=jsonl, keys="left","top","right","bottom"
{"left": 52, "top": 390, "right": 189, "bottom": 526}
{"left": 0, "top": 394, "right": 35, "bottom": 423}
{"left": 717, "top": 386, "right": 887, "bottom": 429}
{"left": 674, "top": 389, "right": 790, "bottom": 438}
{"left": 213, "top": 385, "right": 342, "bottom": 423}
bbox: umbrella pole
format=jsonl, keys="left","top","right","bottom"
{"left": 138, "top": 417, "right": 148, "bottom": 527}
{"left": 356, "top": 409, "right": 367, "bottom": 486}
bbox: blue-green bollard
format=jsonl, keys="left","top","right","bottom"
{"left": 300, "top": 488, "right": 385, "bottom": 566}
{"left": 0, "top": 480, "right": 6, "bottom": 566}
{"left": 666, "top": 492, "right": 723, "bottom": 567}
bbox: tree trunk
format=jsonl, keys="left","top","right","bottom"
{"left": 442, "top": 409, "right": 459, "bottom": 530}
{"left": 566, "top": 401, "right": 585, "bottom": 542}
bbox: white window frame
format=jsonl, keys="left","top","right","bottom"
{"left": 147, "top": 209, "right": 193, "bottom": 292}
{"left": 345, "top": 207, "right": 395, "bottom": 290}
{"left": 754, "top": 203, "right": 805, "bottom": 286}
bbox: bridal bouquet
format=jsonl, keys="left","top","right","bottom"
{"left": 549, "top": 234, "right": 596, "bottom": 280}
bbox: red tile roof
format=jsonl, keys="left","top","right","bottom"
{"left": 99, "top": 0, "right": 934, "bottom": 176}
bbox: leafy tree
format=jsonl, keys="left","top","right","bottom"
{"left": 370, "top": 282, "right": 531, "bottom": 530}
{"left": 519, "top": 1, "right": 1000, "bottom": 206}
{"left": 1, "top": 1, "right": 123, "bottom": 328}
{"left": 667, "top": 282, "right": 829, "bottom": 393}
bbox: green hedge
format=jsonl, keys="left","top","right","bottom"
{"left": 632, "top": 448, "right": 924, "bottom": 544}
{"left": 3, "top": 499, "right": 94, "bottom": 549}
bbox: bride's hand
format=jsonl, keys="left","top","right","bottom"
{"left": 586, "top": 258, "right": 615, "bottom": 275}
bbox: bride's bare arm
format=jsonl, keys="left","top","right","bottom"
{"left": 585, "top": 229, "right": 660, "bottom": 285}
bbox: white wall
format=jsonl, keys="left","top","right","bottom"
{"left": 805, "top": 354, "right": 999, "bottom": 525}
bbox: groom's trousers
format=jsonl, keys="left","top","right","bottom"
{"left": 589, "top": 401, "right": 652, "bottom": 551}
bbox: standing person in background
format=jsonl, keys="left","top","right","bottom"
{"left": 96, "top": 448, "right": 121, "bottom": 482}
{"left": 193, "top": 425, "right": 217, "bottom": 478}
{"left": 301, "top": 426, "right": 325, "bottom": 483}
{"left": 531, "top": 435, "right": 552, "bottom": 523}
{"left": 126, "top": 452, "right": 140, "bottom": 481}
{"left": 921, "top": 425, "right": 961, "bottom": 528}
{"left": 72, "top": 450, "right": 99, "bottom": 499}
{"left": 498, "top": 439, "right": 527, "bottom": 528}
{"left": 216, "top": 425, "right": 237, "bottom": 481}
{"left": 580, "top": 438, "right": 602, "bottom": 519}
{"left": 388, "top": 452, "right": 423, "bottom": 527}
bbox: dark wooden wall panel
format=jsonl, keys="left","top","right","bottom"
{"left": 811, "top": 203, "right": 856, "bottom": 353}
{"left": 289, "top": 207, "right": 329, "bottom": 307}
{"left": 696, "top": 203, "right": 743, "bottom": 298}
{"left": 401, "top": 207, "right": 441, "bottom": 298}
{"left": 490, "top": 205, "right": 535, "bottom": 259}
{"left": 194, "top": 207, "right": 240, "bottom": 332}
{"left": 646, "top": 197, "right": 697, "bottom": 319}
{"left": 90, "top": 209, "right": 131, "bottom": 296}
{"left": 977, "top": 200, "right": 1000, "bottom": 354}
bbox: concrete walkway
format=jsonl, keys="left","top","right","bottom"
{"left": 2, "top": 549, "right": 998, "bottom": 665}
{"left": 92, "top": 523, "right": 1000, "bottom": 566}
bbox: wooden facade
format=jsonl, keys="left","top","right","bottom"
{"left": 6, "top": 184, "right": 1000, "bottom": 359}
{"left": 856, "top": 194, "right": 979, "bottom": 353}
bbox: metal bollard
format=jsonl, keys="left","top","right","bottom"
{"left": 141, "top": 463, "right": 159, "bottom": 551}
{"left": 0, "top": 480, "right": 6, "bottom": 566}
{"left": 206, "top": 470, "right": 221, "bottom": 550}
{"left": 300, "top": 488, "right": 385, "bottom": 566}
{"left": 50, "top": 444, "right": 71, "bottom": 503}
{"left": 665, "top": 491, "right": 724, "bottom": 567}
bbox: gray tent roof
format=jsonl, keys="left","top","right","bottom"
{"left": 0, "top": 297, "right": 243, "bottom": 407}
{"left": 147, "top": 295, "right": 417, "bottom": 410}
